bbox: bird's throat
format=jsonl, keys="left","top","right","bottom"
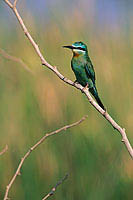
{"left": 73, "top": 52, "right": 81, "bottom": 58}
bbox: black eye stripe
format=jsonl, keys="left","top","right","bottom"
{"left": 73, "top": 47, "right": 85, "bottom": 51}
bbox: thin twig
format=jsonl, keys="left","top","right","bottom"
{"left": 0, "top": 48, "right": 34, "bottom": 74}
{"left": 3, "top": 116, "right": 87, "bottom": 200}
{"left": 13, "top": 0, "right": 18, "bottom": 8}
{"left": 42, "top": 174, "right": 68, "bottom": 200}
{"left": 0, "top": 145, "right": 8, "bottom": 156}
{"left": 3, "top": 1, "right": 133, "bottom": 158}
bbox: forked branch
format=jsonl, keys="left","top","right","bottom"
{"left": 3, "top": 116, "right": 87, "bottom": 200}
{"left": 0, "top": 48, "right": 33, "bottom": 74}
{"left": 3, "top": 1, "right": 133, "bottom": 158}
{"left": 0, "top": 145, "right": 8, "bottom": 156}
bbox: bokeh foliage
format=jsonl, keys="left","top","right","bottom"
{"left": 0, "top": 0, "right": 133, "bottom": 199}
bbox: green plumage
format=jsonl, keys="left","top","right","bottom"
{"left": 63, "top": 41, "right": 105, "bottom": 110}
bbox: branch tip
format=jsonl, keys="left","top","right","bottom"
{"left": 0, "top": 145, "right": 8, "bottom": 156}
{"left": 83, "top": 115, "right": 88, "bottom": 119}
{"left": 42, "top": 173, "right": 68, "bottom": 200}
{"left": 13, "top": 0, "right": 18, "bottom": 8}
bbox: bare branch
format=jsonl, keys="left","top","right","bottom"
{"left": 42, "top": 174, "right": 68, "bottom": 200}
{"left": 13, "top": 0, "right": 18, "bottom": 8}
{"left": 3, "top": 1, "right": 133, "bottom": 158}
{"left": 0, "top": 145, "right": 8, "bottom": 156}
{"left": 4, "top": 0, "right": 13, "bottom": 8}
{"left": 3, "top": 116, "right": 87, "bottom": 200}
{"left": 0, "top": 48, "right": 34, "bottom": 74}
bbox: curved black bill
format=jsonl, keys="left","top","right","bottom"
{"left": 63, "top": 45, "right": 74, "bottom": 49}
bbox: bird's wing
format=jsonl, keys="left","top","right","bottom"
{"left": 85, "top": 61, "right": 96, "bottom": 85}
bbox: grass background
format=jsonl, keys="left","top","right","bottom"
{"left": 0, "top": 0, "right": 133, "bottom": 199}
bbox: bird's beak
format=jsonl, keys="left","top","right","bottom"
{"left": 62, "top": 45, "right": 74, "bottom": 49}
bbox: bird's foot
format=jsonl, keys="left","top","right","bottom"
{"left": 73, "top": 80, "right": 78, "bottom": 86}
{"left": 82, "top": 83, "right": 88, "bottom": 93}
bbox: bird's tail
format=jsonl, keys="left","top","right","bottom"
{"left": 89, "top": 86, "right": 105, "bottom": 110}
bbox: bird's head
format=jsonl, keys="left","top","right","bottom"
{"left": 63, "top": 41, "right": 88, "bottom": 57}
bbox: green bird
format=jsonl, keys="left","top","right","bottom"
{"left": 63, "top": 41, "right": 105, "bottom": 110}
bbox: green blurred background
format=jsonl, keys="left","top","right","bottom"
{"left": 0, "top": 0, "right": 133, "bottom": 199}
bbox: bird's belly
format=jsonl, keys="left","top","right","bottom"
{"left": 74, "top": 68, "right": 88, "bottom": 87}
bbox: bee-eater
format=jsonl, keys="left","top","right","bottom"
{"left": 63, "top": 41, "right": 105, "bottom": 110}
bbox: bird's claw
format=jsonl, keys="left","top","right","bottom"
{"left": 83, "top": 83, "right": 88, "bottom": 90}
{"left": 82, "top": 83, "right": 88, "bottom": 93}
{"left": 73, "top": 80, "right": 78, "bottom": 86}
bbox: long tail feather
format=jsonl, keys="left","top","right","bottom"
{"left": 89, "top": 86, "right": 105, "bottom": 110}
